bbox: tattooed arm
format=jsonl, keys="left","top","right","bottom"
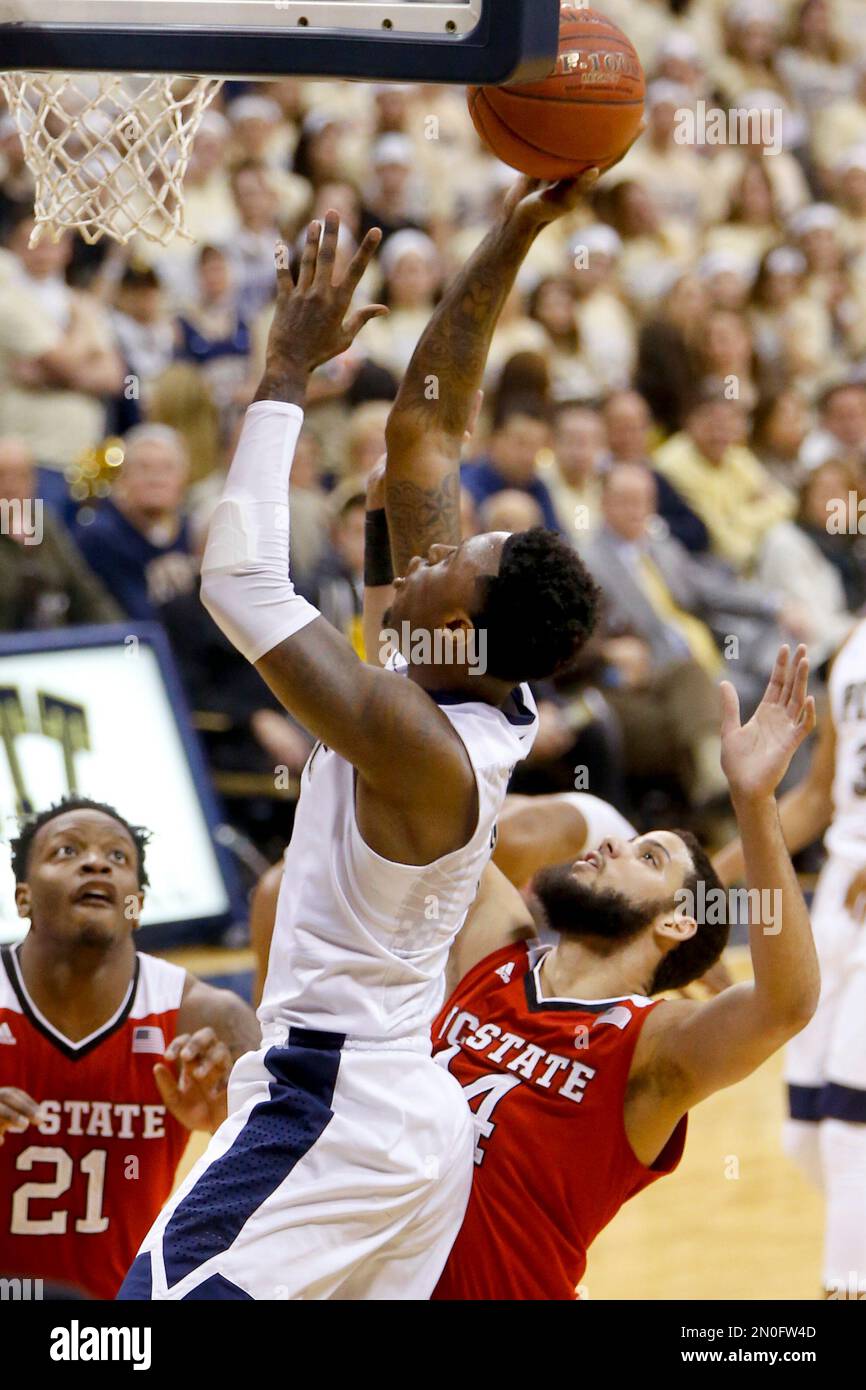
{"left": 384, "top": 172, "right": 600, "bottom": 575}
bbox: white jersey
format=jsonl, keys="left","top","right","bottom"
{"left": 259, "top": 671, "right": 538, "bottom": 1045}
{"left": 826, "top": 617, "right": 866, "bottom": 862}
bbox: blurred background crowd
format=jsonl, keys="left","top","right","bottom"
{"left": 2, "top": 0, "right": 866, "bottom": 864}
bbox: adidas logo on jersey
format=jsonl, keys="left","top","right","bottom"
{"left": 495, "top": 962, "right": 515, "bottom": 984}
{"left": 0, "top": 1021, "right": 16, "bottom": 1044}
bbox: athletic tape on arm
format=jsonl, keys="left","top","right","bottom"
{"left": 200, "top": 401, "right": 320, "bottom": 664}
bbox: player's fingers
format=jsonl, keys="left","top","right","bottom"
{"left": 763, "top": 645, "right": 789, "bottom": 705}
{"left": 339, "top": 226, "right": 383, "bottom": 299}
{"left": 574, "top": 167, "right": 601, "bottom": 195}
{"left": 179, "top": 1027, "right": 218, "bottom": 1065}
{"left": 719, "top": 680, "right": 741, "bottom": 737}
{"left": 0, "top": 1089, "right": 43, "bottom": 1123}
{"left": 193, "top": 1041, "right": 232, "bottom": 1083}
{"left": 787, "top": 649, "right": 810, "bottom": 717}
{"left": 153, "top": 1063, "right": 182, "bottom": 1110}
{"left": 344, "top": 304, "right": 389, "bottom": 340}
{"left": 296, "top": 220, "right": 321, "bottom": 293}
{"left": 796, "top": 695, "right": 817, "bottom": 740}
{"left": 783, "top": 644, "right": 807, "bottom": 708}
{"left": 163, "top": 1033, "right": 189, "bottom": 1063}
{"left": 313, "top": 210, "right": 340, "bottom": 289}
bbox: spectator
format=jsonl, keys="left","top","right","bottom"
{"left": 0, "top": 115, "right": 34, "bottom": 240}
{"left": 362, "top": 229, "right": 442, "bottom": 378}
{"left": 359, "top": 134, "right": 430, "bottom": 244}
{"left": 778, "top": 0, "right": 855, "bottom": 116}
{"left": 584, "top": 467, "right": 734, "bottom": 809}
{"left": 0, "top": 211, "right": 124, "bottom": 515}
{"left": 784, "top": 456, "right": 866, "bottom": 614}
{"left": 635, "top": 272, "right": 708, "bottom": 434}
{"left": 0, "top": 438, "right": 121, "bottom": 631}
{"left": 528, "top": 277, "right": 602, "bottom": 404}
{"left": 751, "top": 387, "right": 812, "bottom": 487}
{"left": 699, "top": 307, "right": 760, "bottom": 412}
{"left": 478, "top": 490, "right": 545, "bottom": 536}
{"left": 110, "top": 265, "right": 175, "bottom": 401}
{"left": 75, "top": 424, "right": 197, "bottom": 621}
{"left": 226, "top": 95, "right": 309, "bottom": 226}
{"left": 800, "top": 379, "right": 866, "bottom": 474}
{"left": 176, "top": 245, "right": 252, "bottom": 436}
{"left": 654, "top": 392, "right": 795, "bottom": 572}
{"left": 225, "top": 161, "right": 283, "bottom": 321}
{"left": 748, "top": 244, "right": 833, "bottom": 391}
{"left": 757, "top": 464, "right": 857, "bottom": 667}
{"left": 543, "top": 404, "right": 607, "bottom": 544}
{"left": 462, "top": 398, "right": 560, "bottom": 532}
{"left": 603, "top": 389, "right": 710, "bottom": 553}
{"left": 306, "top": 484, "right": 367, "bottom": 657}
{"left": 568, "top": 223, "right": 636, "bottom": 392}
{"left": 147, "top": 363, "right": 221, "bottom": 488}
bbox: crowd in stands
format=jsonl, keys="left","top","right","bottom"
{"left": 2, "top": 0, "right": 866, "bottom": 849}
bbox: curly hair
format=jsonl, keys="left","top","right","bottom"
{"left": 649, "top": 830, "right": 730, "bottom": 993}
{"left": 10, "top": 797, "right": 151, "bottom": 889}
{"left": 472, "top": 528, "right": 601, "bottom": 683}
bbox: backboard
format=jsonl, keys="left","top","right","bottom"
{"left": 0, "top": 0, "right": 561, "bottom": 84}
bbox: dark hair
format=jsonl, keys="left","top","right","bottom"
{"left": 649, "top": 830, "right": 729, "bottom": 993}
{"left": 472, "top": 528, "right": 600, "bottom": 683}
{"left": 10, "top": 797, "right": 151, "bottom": 888}
{"left": 491, "top": 393, "right": 551, "bottom": 435}
{"left": 120, "top": 265, "right": 161, "bottom": 291}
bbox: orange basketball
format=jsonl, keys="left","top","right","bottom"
{"left": 468, "top": 5, "right": 646, "bottom": 181}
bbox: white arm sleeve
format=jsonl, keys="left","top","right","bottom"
{"left": 200, "top": 400, "right": 320, "bottom": 664}
{"left": 559, "top": 794, "right": 636, "bottom": 853}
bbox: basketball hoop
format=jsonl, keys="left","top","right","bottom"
{"left": 0, "top": 71, "right": 223, "bottom": 246}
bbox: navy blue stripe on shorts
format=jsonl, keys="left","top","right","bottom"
{"left": 117, "top": 1028, "right": 344, "bottom": 1300}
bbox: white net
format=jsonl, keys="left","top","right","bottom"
{"left": 0, "top": 71, "right": 224, "bottom": 246}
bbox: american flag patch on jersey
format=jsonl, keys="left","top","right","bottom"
{"left": 132, "top": 1026, "right": 166, "bottom": 1054}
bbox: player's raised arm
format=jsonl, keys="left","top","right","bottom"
{"left": 384, "top": 172, "right": 599, "bottom": 574}
{"left": 199, "top": 215, "right": 476, "bottom": 855}
{"left": 637, "top": 648, "right": 820, "bottom": 1133}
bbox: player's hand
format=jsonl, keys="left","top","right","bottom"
{"left": 264, "top": 213, "right": 388, "bottom": 377}
{"left": 503, "top": 168, "right": 602, "bottom": 229}
{"left": 154, "top": 1028, "right": 233, "bottom": 1134}
{"left": 720, "top": 645, "right": 817, "bottom": 805}
{"left": 0, "top": 1087, "right": 44, "bottom": 1145}
{"left": 844, "top": 867, "right": 866, "bottom": 923}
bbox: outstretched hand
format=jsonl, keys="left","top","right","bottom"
{"left": 263, "top": 212, "right": 388, "bottom": 380}
{"left": 720, "top": 645, "right": 817, "bottom": 804}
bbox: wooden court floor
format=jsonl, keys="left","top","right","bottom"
{"left": 167, "top": 946, "right": 825, "bottom": 1300}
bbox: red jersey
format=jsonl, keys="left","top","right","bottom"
{"left": 0, "top": 944, "right": 189, "bottom": 1300}
{"left": 432, "top": 941, "right": 687, "bottom": 1300}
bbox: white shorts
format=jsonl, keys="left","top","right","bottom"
{"left": 117, "top": 1027, "right": 474, "bottom": 1301}
{"left": 785, "top": 854, "right": 866, "bottom": 1123}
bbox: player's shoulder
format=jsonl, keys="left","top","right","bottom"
{"left": 132, "top": 951, "right": 186, "bottom": 1019}
{"left": 452, "top": 938, "right": 535, "bottom": 1001}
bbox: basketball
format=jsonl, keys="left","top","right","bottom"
{"left": 468, "top": 5, "right": 646, "bottom": 181}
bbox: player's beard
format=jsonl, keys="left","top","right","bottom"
{"left": 533, "top": 864, "right": 670, "bottom": 944}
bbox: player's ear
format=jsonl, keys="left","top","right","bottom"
{"left": 653, "top": 912, "right": 697, "bottom": 947}
{"left": 14, "top": 882, "right": 31, "bottom": 920}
